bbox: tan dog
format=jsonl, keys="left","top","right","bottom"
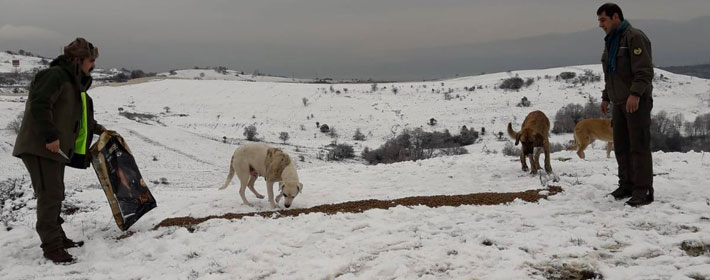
{"left": 567, "top": 119, "right": 613, "bottom": 159}
{"left": 508, "top": 111, "right": 552, "bottom": 174}
{"left": 219, "top": 143, "right": 303, "bottom": 208}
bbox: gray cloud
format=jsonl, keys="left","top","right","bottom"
{"left": 1, "top": 0, "right": 709, "bottom": 80}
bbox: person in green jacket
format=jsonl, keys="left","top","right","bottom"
{"left": 597, "top": 3, "right": 654, "bottom": 207}
{"left": 13, "top": 38, "right": 106, "bottom": 263}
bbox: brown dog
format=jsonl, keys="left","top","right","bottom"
{"left": 567, "top": 119, "right": 613, "bottom": 159}
{"left": 508, "top": 111, "right": 552, "bottom": 174}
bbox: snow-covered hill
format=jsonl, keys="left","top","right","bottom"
{"left": 1, "top": 64, "right": 710, "bottom": 279}
{"left": 0, "top": 51, "right": 48, "bottom": 73}
{"left": 158, "top": 68, "right": 315, "bottom": 83}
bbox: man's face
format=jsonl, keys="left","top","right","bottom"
{"left": 598, "top": 12, "right": 620, "bottom": 35}
{"left": 81, "top": 58, "right": 95, "bottom": 75}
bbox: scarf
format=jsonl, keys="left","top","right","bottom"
{"left": 604, "top": 20, "right": 629, "bottom": 74}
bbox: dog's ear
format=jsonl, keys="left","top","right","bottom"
{"left": 266, "top": 150, "right": 290, "bottom": 181}
{"left": 278, "top": 182, "right": 284, "bottom": 191}
{"left": 297, "top": 182, "right": 303, "bottom": 194}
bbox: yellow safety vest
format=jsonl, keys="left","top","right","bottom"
{"left": 74, "top": 92, "right": 88, "bottom": 155}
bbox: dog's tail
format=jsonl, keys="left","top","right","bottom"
{"left": 218, "top": 153, "right": 236, "bottom": 190}
{"left": 507, "top": 122, "right": 518, "bottom": 140}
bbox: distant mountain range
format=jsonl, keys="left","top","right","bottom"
{"left": 661, "top": 64, "right": 710, "bottom": 79}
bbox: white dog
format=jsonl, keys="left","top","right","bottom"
{"left": 219, "top": 143, "right": 303, "bottom": 208}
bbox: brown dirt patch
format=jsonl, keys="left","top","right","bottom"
{"left": 154, "top": 186, "right": 562, "bottom": 230}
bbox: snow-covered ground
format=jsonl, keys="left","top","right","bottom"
{"left": 1, "top": 65, "right": 710, "bottom": 279}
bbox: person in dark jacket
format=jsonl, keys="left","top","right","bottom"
{"left": 597, "top": 3, "right": 654, "bottom": 207}
{"left": 13, "top": 38, "right": 106, "bottom": 263}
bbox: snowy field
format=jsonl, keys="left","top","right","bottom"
{"left": 2, "top": 64, "right": 710, "bottom": 279}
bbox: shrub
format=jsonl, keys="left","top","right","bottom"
{"left": 457, "top": 126, "right": 479, "bottom": 145}
{"left": 525, "top": 77, "right": 535, "bottom": 87}
{"left": 6, "top": 112, "right": 22, "bottom": 134}
{"left": 362, "top": 128, "right": 476, "bottom": 164}
{"left": 353, "top": 128, "right": 366, "bottom": 141}
{"left": 279, "top": 132, "right": 289, "bottom": 143}
{"left": 438, "top": 146, "right": 468, "bottom": 156}
{"left": 650, "top": 111, "right": 683, "bottom": 152}
{"left": 577, "top": 70, "right": 601, "bottom": 83}
{"left": 552, "top": 97, "right": 605, "bottom": 134}
{"left": 559, "top": 71, "right": 577, "bottom": 80}
{"left": 517, "top": 96, "right": 531, "bottom": 107}
{"left": 502, "top": 142, "right": 520, "bottom": 157}
{"left": 500, "top": 77, "right": 524, "bottom": 90}
{"left": 130, "top": 70, "right": 147, "bottom": 79}
{"left": 685, "top": 113, "right": 710, "bottom": 137}
{"left": 111, "top": 73, "right": 129, "bottom": 83}
{"left": 0, "top": 177, "right": 30, "bottom": 229}
{"left": 320, "top": 124, "right": 330, "bottom": 133}
{"left": 552, "top": 103, "right": 584, "bottom": 134}
{"left": 243, "top": 125, "right": 259, "bottom": 141}
{"left": 327, "top": 126, "right": 338, "bottom": 138}
{"left": 327, "top": 143, "right": 355, "bottom": 161}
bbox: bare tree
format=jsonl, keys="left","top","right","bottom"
{"left": 243, "top": 125, "right": 259, "bottom": 141}
{"left": 279, "top": 132, "right": 290, "bottom": 144}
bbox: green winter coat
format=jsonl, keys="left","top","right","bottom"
{"left": 13, "top": 55, "right": 102, "bottom": 168}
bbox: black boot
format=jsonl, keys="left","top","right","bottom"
{"left": 626, "top": 187, "right": 654, "bottom": 207}
{"left": 63, "top": 237, "right": 84, "bottom": 249}
{"left": 609, "top": 186, "right": 632, "bottom": 200}
{"left": 43, "top": 248, "right": 75, "bottom": 264}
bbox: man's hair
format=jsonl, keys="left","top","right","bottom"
{"left": 597, "top": 3, "right": 624, "bottom": 21}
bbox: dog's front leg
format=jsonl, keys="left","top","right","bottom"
{"left": 266, "top": 180, "right": 279, "bottom": 208}
{"left": 534, "top": 148, "right": 543, "bottom": 171}
{"left": 528, "top": 154, "right": 537, "bottom": 174}
{"left": 520, "top": 153, "right": 529, "bottom": 172}
{"left": 543, "top": 143, "right": 552, "bottom": 173}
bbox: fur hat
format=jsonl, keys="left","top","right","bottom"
{"left": 63, "top": 38, "right": 99, "bottom": 60}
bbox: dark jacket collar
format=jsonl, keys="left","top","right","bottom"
{"left": 49, "top": 55, "right": 93, "bottom": 92}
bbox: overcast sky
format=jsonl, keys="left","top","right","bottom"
{"left": 2, "top": 0, "right": 709, "bottom": 80}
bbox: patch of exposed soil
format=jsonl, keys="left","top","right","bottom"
{"left": 154, "top": 186, "right": 563, "bottom": 230}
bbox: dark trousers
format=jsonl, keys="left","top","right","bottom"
{"left": 612, "top": 97, "right": 654, "bottom": 194}
{"left": 20, "top": 154, "right": 67, "bottom": 252}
